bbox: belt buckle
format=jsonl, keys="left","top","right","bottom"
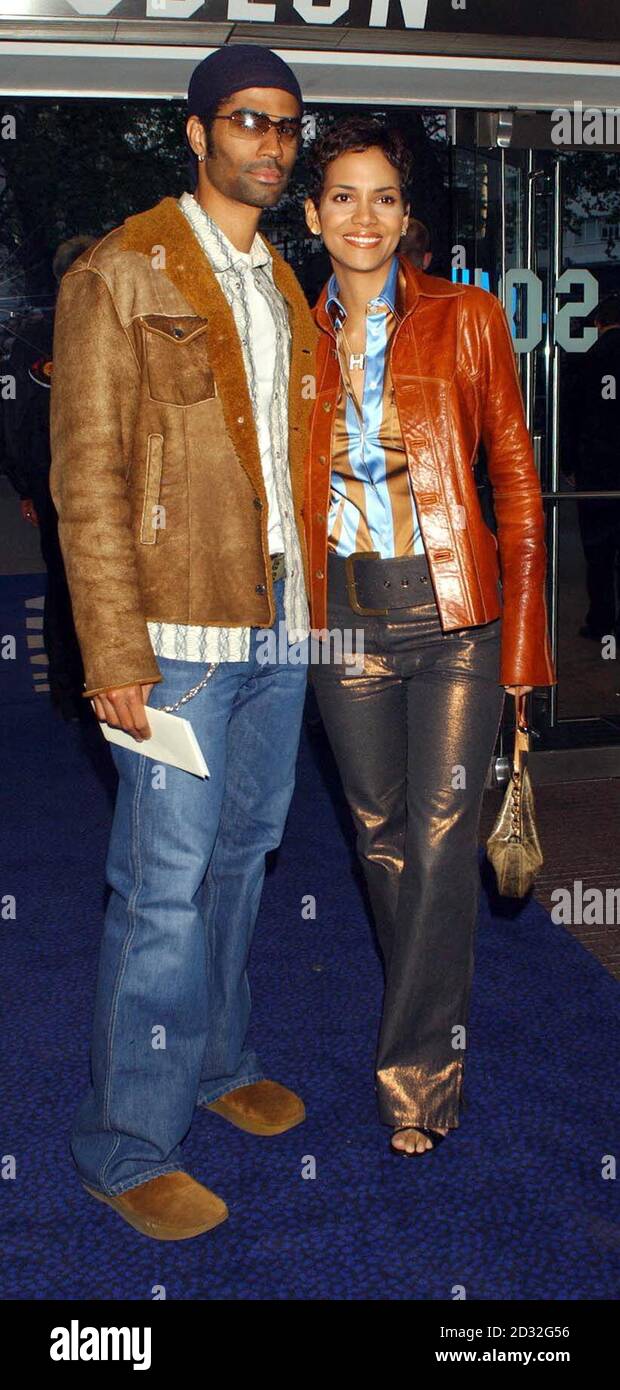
{"left": 344, "top": 552, "right": 390, "bottom": 616}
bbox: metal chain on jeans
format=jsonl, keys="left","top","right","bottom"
{"left": 160, "top": 663, "right": 218, "bottom": 713}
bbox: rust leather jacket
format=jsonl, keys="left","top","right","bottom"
{"left": 304, "top": 255, "right": 556, "bottom": 689}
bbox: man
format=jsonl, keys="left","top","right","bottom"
{"left": 563, "top": 294, "right": 620, "bottom": 640}
{"left": 50, "top": 46, "right": 317, "bottom": 1241}
{"left": 401, "top": 217, "right": 432, "bottom": 271}
{"left": 2, "top": 239, "right": 93, "bottom": 718}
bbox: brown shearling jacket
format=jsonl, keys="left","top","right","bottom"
{"left": 49, "top": 196, "right": 318, "bottom": 697}
{"left": 304, "top": 255, "right": 556, "bottom": 688}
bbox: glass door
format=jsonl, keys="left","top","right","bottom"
{"left": 450, "top": 118, "right": 620, "bottom": 769}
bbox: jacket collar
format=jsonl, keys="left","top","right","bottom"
{"left": 314, "top": 252, "right": 467, "bottom": 339}
{"left": 326, "top": 253, "right": 400, "bottom": 330}
{"left": 177, "top": 191, "right": 272, "bottom": 275}
{"left": 120, "top": 195, "right": 307, "bottom": 318}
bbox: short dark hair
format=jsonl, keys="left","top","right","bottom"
{"left": 52, "top": 235, "right": 96, "bottom": 283}
{"left": 594, "top": 294, "right": 620, "bottom": 328}
{"left": 185, "top": 103, "right": 222, "bottom": 187}
{"left": 306, "top": 116, "right": 412, "bottom": 208}
{"left": 401, "top": 218, "right": 431, "bottom": 267}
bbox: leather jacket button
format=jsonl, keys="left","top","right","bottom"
{"left": 172, "top": 327, "right": 184, "bottom": 338}
{"left": 255, "top": 583, "right": 266, "bottom": 595}
{"left": 253, "top": 497, "right": 263, "bottom": 510}
{"left": 315, "top": 512, "right": 326, "bottom": 523}
{"left": 315, "top": 569, "right": 324, "bottom": 580}
{"left": 318, "top": 454, "right": 327, "bottom": 465}
{"left": 322, "top": 401, "right": 332, "bottom": 413}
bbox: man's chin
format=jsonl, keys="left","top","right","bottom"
{"left": 238, "top": 177, "right": 286, "bottom": 209}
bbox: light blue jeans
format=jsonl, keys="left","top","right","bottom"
{"left": 71, "top": 579, "right": 308, "bottom": 1196}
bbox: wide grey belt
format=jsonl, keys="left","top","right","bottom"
{"left": 328, "top": 550, "right": 434, "bottom": 616}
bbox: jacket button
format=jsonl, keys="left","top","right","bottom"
{"left": 315, "top": 569, "right": 324, "bottom": 580}
{"left": 322, "top": 401, "right": 332, "bottom": 413}
{"left": 316, "top": 512, "right": 326, "bottom": 523}
{"left": 237, "top": 416, "right": 245, "bottom": 425}
{"left": 255, "top": 583, "right": 266, "bottom": 595}
{"left": 172, "top": 327, "right": 184, "bottom": 338}
{"left": 318, "top": 454, "right": 327, "bottom": 465}
{"left": 253, "top": 497, "right": 263, "bottom": 510}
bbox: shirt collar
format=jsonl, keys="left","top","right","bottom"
{"left": 326, "top": 254, "right": 400, "bottom": 330}
{"left": 178, "top": 191, "right": 271, "bottom": 274}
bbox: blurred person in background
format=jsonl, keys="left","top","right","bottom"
{"left": 401, "top": 216, "right": 432, "bottom": 271}
{"left": 563, "top": 294, "right": 620, "bottom": 641}
{"left": 2, "top": 236, "right": 94, "bottom": 718}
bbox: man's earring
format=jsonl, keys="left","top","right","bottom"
{"left": 197, "top": 154, "right": 206, "bottom": 162}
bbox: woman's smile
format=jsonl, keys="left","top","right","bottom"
{"left": 341, "top": 233, "right": 383, "bottom": 248}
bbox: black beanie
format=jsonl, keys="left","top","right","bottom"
{"left": 187, "top": 44, "right": 303, "bottom": 122}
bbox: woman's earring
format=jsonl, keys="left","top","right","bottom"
{"left": 197, "top": 154, "right": 206, "bottom": 163}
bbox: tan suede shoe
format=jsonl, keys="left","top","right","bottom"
{"left": 204, "top": 1079, "right": 306, "bottom": 1136}
{"left": 82, "top": 1171, "right": 228, "bottom": 1240}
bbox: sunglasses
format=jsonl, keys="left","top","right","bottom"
{"left": 211, "top": 109, "right": 302, "bottom": 143}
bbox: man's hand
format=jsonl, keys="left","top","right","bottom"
{"left": 20, "top": 499, "right": 39, "bottom": 526}
{"left": 91, "top": 682, "right": 155, "bottom": 741}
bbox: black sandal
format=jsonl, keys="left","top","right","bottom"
{"left": 390, "top": 1126, "right": 448, "bottom": 1156}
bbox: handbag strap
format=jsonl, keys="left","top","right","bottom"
{"left": 509, "top": 692, "right": 530, "bottom": 838}
{"left": 513, "top": 690, "right": 530, "bottom": 776}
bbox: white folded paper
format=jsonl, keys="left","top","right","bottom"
{"left": 99, "top": 706, "right": 209, "bottom": 779}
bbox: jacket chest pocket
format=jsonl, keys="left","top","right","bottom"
{"left": 140, "top": 315, "right": 217, "bottom": 406}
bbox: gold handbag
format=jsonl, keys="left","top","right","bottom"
{"left": 486, "top": 691, "right": 543, "bottom": 897}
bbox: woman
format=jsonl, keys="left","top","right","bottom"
{"left": 303, "top": 118, "right": 556, "bottom": 1156}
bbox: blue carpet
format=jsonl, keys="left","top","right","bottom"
{"left": 1, "top": 574, "right": 619, "bottom": 1300}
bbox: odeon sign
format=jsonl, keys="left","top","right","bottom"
{"left": 14, "top": 0, "right": 617, "bottom": 31}
{"left": 456, "top": 268, "right": 603, "bottom": 354}
{"left": 55, "top": 0, "right": 431, "bottom": 22}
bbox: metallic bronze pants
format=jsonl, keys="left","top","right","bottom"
{"left": 310, "top": 550, "right": 505, "bottom": 1131}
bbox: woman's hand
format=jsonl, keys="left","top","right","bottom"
{"left": 504, "top": 684, "right": 533, "bottom": 696}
